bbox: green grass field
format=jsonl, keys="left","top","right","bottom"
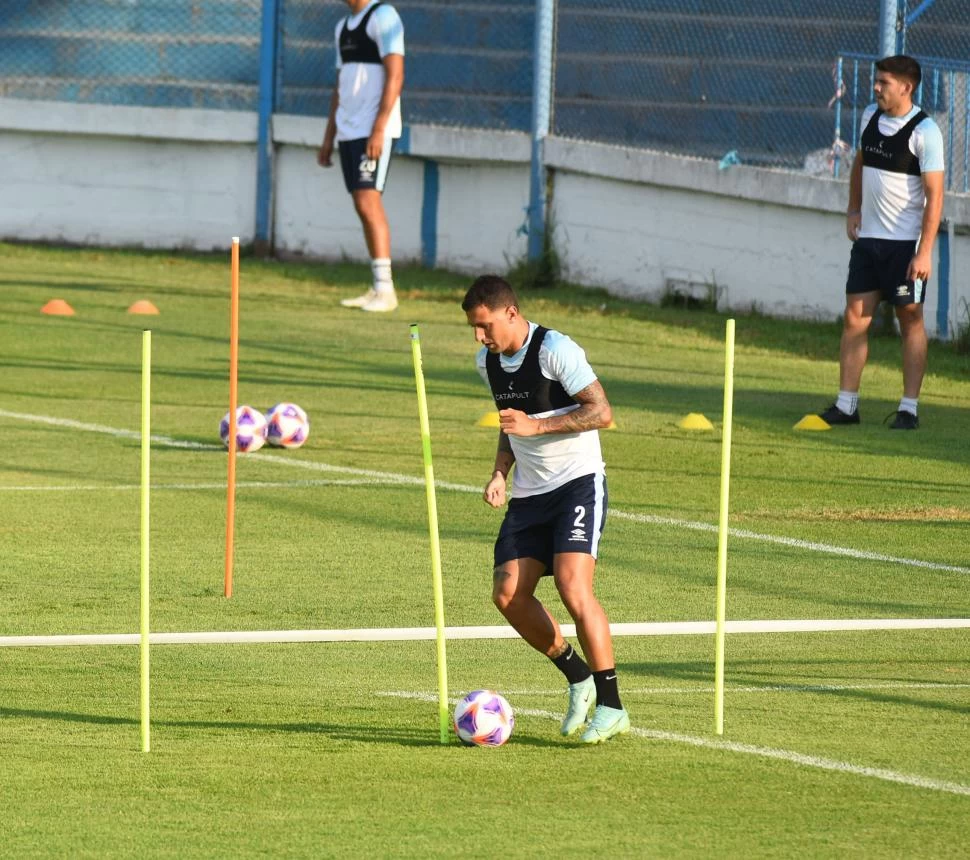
{"left": 1, "top": 242, "right": 968, "bottom": 857}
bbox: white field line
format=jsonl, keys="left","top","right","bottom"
{"left": 610, "top": 510, "right": 970, "bottom": 575}
{"left": 2, "top": 617, "right": 969, "bottom": 648}
{"left": 380, "top": 691, "right": 970, "bottom": 798}
{"left": 1, "top": 407, "right": 968, "bottom": 575}
{"left": 487, "top": 682, "right": 970, "bottom": 696}
{"left": 0, "top": 478, "right": 398, "bottom": 492}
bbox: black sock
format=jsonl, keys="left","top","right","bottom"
{"left": 592, "top": 668, "right": 622, "bottom": 710}
{"left": 549, "top": 643, "right": 591, "bottom": 685}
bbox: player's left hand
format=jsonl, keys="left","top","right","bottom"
{"left": 499, "top": 409, "right": 539, "bottom": 437}
{"left": 366, "top": 130, "right": 384, "bottom": 161}
{"left": 908, "top": 249, "right": 932, "bottom": 284}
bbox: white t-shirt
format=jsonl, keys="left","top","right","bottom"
{"left": 858, "top": 104, "right": 944, "bottom": 241}
{"left": 476, "top": 323, "right": 606, "bottom": 498}
{"left": 334, "top": 2, "right": 404, "bottom": 142}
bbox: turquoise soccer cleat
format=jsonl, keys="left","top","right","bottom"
{"left": 560, "top": 676, "right": 596, "bottom": 736}
{"left": 580, "top": 705, "right": 630, "bottom": 744}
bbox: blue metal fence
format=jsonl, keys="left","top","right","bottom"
{"left": 835, "top": 52, "right": 970, "bottom": 193}
{"left": 1, "top": 1, "right": 969, "bottom": 180}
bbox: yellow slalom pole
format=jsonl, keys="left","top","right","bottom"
{"left": 714, "top": 319, "right": 736, "bottom": 736}
{"left": 140, "top": 330, "right": 152, "bottom": 753}
{"left": 409, "top": 324, "right": 450, "bottom": 744}
{"left": 224, "top": 237, "right": 240, "bottom": 598}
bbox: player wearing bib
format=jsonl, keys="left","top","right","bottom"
{"left": 318, "top": 0, "right": 404, "bottom": 313}
{"left": 462, "top": 274, "right": 630, "bottom": 745}
{"left": 819, "top": 55, "right": 944, "bottom": 430}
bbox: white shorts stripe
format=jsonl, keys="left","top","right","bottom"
{"left": 591, "top": 471, "right": 606, "bottom": 558}
{"left": 374, "top": 136, "right": 393, "bottom": 192}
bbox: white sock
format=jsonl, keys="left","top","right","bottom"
{"left": 836, "top": 390, "right": 859, "bottom": 414}
{"left": 371, "top": 258, "right": 394, "bottom": 295}
{"left": 899, "top": 396, "right": 918, "bottom": 416}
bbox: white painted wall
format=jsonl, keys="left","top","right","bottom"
{"left": 1, "top": 98, "right": 967, "bottom": 338}
{"left": 553, "top": 169, "right": 865, "bottom": 322}
{"left": 272, "top": 114, "right": 531, "bottom": 271}
{"left": 274, "top": 142, "right": 424, "bottom": 261}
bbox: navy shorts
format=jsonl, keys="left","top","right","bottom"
{"left": 338, "top": 137, "right": 394, "bottom": 193}
{"left": 846, "top": 238, "right": 925, "bottom": 305}
{"left": 494, "top": 473, "right": 608, "bottom": 574}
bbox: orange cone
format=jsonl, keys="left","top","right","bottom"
{"left": 41, "top": 299, "right": 75, "bottom": 315}
{"left": 128, "top": 300, "right": 159, "bottom": 315}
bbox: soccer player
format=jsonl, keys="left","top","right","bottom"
{"left": 462, "top": 275, "right": 630, "bottom": 744}
{"left": 318, "top": 0, "right": 404, "bottom": 313}
{"left": 819, "top": 55, "right": 944, "bottom": 430}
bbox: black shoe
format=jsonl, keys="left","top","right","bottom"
{"left": 886, "top": 410, "right": 919, "bottom": 430}
{"left": 819, "top": 403, "right": 860, "bottom": 425}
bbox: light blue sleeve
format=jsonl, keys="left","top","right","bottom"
{"left": 917, "top": 118, "right": 945, "bottom": 172}
{"left": 334, "top": 19, "right": 344, "bottom": 69}
{"left": 540, "top": 331, "right": 597, "bottom": 396}
{"left": 370, "top": 5, "right": 405, "bottom": 57}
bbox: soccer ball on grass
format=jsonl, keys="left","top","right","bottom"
{"left": 265, "top": 402, "right": 310, "bottom": 449}
{"left": 219, "top": 405, "right": 268, "bottom": 453}
{"left": 453, "top": 690, "right": 514, "bottom": 747}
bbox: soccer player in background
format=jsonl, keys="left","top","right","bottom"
{"left": 318, "top": 0, "right": 404, "bottom": 313}
{"left": 462, "top": 275, "right": 630, "bottom": 744}
{"left": 819, "top": 54, "right": 944, "bottom": 430}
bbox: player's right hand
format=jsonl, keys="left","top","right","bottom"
{"left": 846, "top": 212, "right": 861, "bottom": 241}
{"left": 483, "top": 475, "right": 506, "bottom": 508}
{"left": 317, "top": 143, "right": 333, "bottom": 167}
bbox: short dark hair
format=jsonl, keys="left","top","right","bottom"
{"left": 461, "top": 274, "right": 520, "bottom": 312}
{"left": 875, "top": 54, "right": 922, "bottom": 89}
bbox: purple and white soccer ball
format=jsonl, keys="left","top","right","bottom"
{"left": 219, "top": 405, "right": 268, "bottom": 453}
{"left": 265, "top": 402, "right": 310, "bottom": 449}
{"left": 453, "top": 690, "right": 515, "bottom": 747}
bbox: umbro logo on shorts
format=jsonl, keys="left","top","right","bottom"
{"left": 569, "top": 528, "right": 586, "bottom": 542}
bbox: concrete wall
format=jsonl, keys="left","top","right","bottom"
{"left": 1, "top": 98, "right": 968, "bottom": 338}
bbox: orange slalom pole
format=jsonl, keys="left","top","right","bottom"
{"left": 224, "top": 237, "right": 240, "bottom": 598}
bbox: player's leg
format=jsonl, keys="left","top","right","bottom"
{"left": 896, "top": 303, "right": 926, "bottom": 400}
{"left": 551, "top": 474, "right": 628, "bottom": 743}
{"left": 492, "top": 556, "right": 558, "bottom": 653}
{"left": 554, "top": 552, "right": 613, "bottom": 670}
{"left": 886, "top": 241, "right": 926, "bottom": 429}
{"left": 839, "top": 289, "right": 881, "bottom": 390}
{"left": 821, "top": 240, "right": 880, "bottom": 424}
{"left": 352, "top": 189, "right": 390, "bottom": 259}
{"left": 553, "top": 552, "right": 628, "bottom": 743}
{"left": 493, "top": 496, "right": 595, "bottom": 735}
{"left": 338, "top": 138, "right": 397, "bottom": 311}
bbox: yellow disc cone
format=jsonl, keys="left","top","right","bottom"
{"left": 794, "top": 414, "right": 831, "bottom": 431}
{"left": 677, "top": 412, "right": 714, "bottom": 430}
{"left": 476, "top": 412, "right": 501, "bottom": 428}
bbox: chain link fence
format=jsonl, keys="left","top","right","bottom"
{"left": 552, "top": 0, "right": 879, "bottom": 169}
{"left": 0, "top": 0, "right": 262, "bottom": 110}
{"left": 279, "top": 0, "right": 536, "bottom": 128}
{"left": 1, "top": 0, "right": 969, "bottom": 179}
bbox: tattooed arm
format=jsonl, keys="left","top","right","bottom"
{"left": 498, "top": 380, "right": 613, "bottom": 437}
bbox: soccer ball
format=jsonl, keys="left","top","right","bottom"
{"left": 265, "top": 402, "right": 310, "bottom": 449}
{"left": 219, "top": 405, "right": 268, "bottom": 453}
{"left": 453, "top": 690, "right": 514, "bottom": 747}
